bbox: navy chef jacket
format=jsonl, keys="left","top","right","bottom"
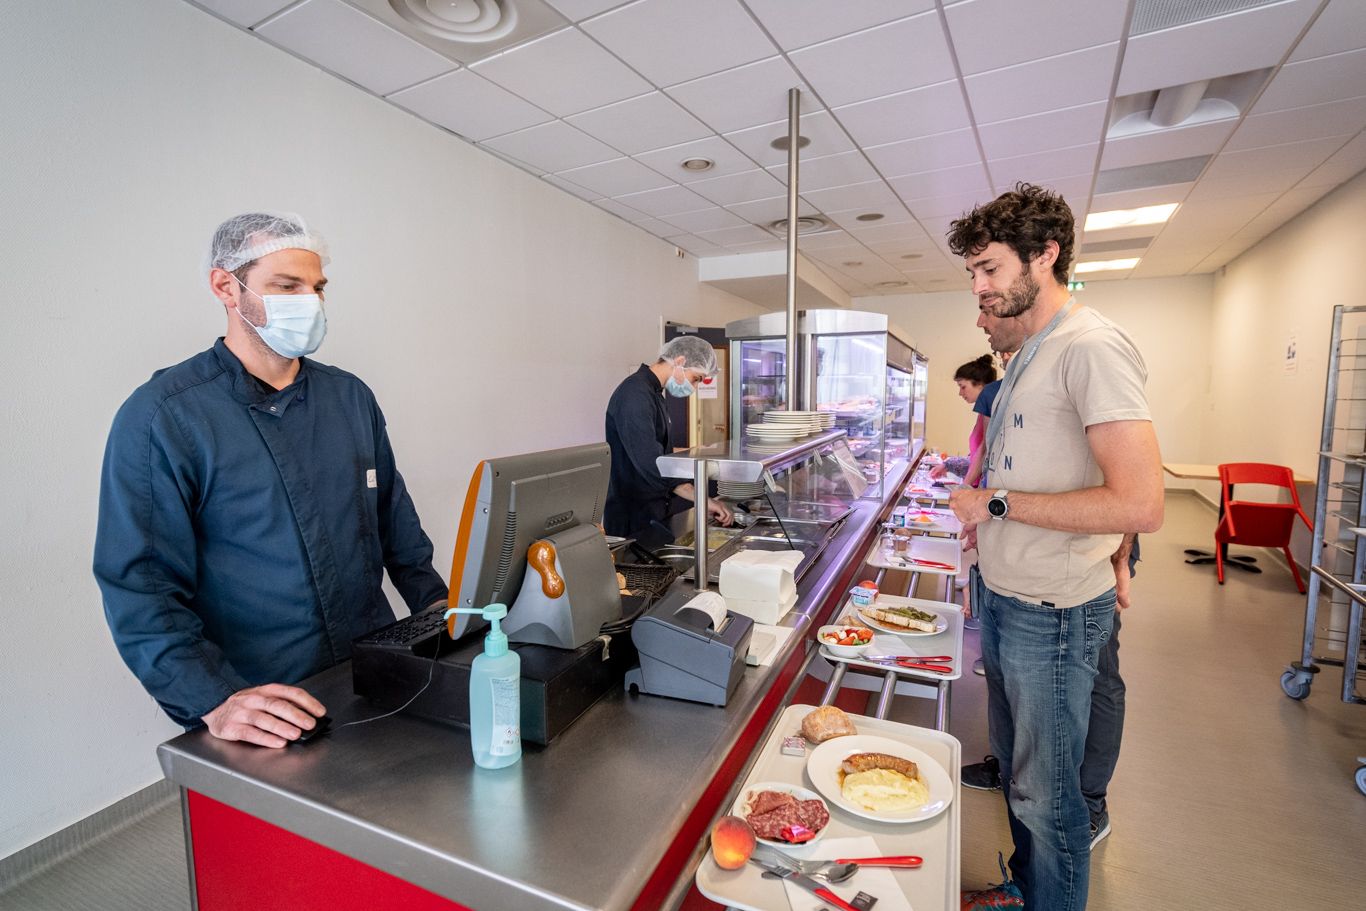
{"left": 94, "top": 339, "right": 448, "bottom": 727}
{"left": 604, "top": 364, "right": 679, "bottom": 538}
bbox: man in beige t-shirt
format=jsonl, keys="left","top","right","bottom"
{"left": 947, "top": 184, "right": 1163, "bottom": 911}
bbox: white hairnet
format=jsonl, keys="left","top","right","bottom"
{"left": 659, "top": 335, "right": 718, "bottom": 377}
{"left": 205, "top": 211, "right": 330, "bottom": 274}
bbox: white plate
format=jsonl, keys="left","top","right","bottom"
{"left": 730, "top": 781, "right": 830, "bottom": 847}
{"left": 858, "top": 606, "right": 948, "bottom": 637}
{"left": 806, "top": 735, "right": 953, "bottom": 824}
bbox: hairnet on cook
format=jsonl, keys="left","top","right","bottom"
{"left": 658, "top": 335, "right": 719, "bottom": 377}
{"left": 205, "top": 211, "right": 330, "bottom": 274}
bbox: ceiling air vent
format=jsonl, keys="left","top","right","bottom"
{"left": 1130, "top": 0, "right": 1288, "bottom": 36}
{"left": 1080, "top": 237, "right": 1155, "bottom": 255}
{"left": 1095, "top": 156, "right": 1209, "bottom": 194}
{"left": 769, "top": 216, "right": 829, "bottom": 235}
{"left": 349, "top": 0, "right": 567, "bottom": 65}
{"left": 1109, "top": 68, "right": 1273, "bottom": 137}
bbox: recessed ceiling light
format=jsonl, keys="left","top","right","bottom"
{"left": 856, "top": 213, "right": 884, "bottom": 222}
{"left": 900, "top": 253, "right": 923, "bottom": 260}
{"left": 680, "top": 157, "right": 714, "bottom": 172}
{"left": 842, "top": 261, "right": 864, "bottom": 267}
{"left": 1074, "top": 258, "right": 1140, "bottom": 273}
{"left": 388, "top": 0, "right": 516, "bottom": 41}
{"left": 770, "top": 135, "right": 812, "bottom": 151}
{"left": 1084, "top": 203, "right": 1178, "bottom": 232}
{"left": 769, "top": 216, "right": 828, "bottom": 234}
{"left": 875, "top": 281, "right": 908, "bottom": 289}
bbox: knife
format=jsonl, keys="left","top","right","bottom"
{"left": 749, "top": 857, "right": 862, "bottom": 911}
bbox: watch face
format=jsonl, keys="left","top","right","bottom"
{"left": 988, "top": 497, "right": 1007, "bottom": 517}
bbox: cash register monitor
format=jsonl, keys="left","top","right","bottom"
{"left": 445, "top": 442, "right": 610, "bottom": 641}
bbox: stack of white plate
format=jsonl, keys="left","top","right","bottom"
{"left": 760, "top": 410, "right": 823, "bottom": 436}
{"left": 815, "top": 412, "right": 836, "bottom": 429}
{"left": 717, "top": 480, "right": 765, "bottom": 500}
{"left": 746, "top": 423, "right": 804, "bottom": 441}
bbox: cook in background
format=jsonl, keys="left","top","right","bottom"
{"left": 604, "top": 336, "right": 733, "bottom": 542}
{"left": 946, "top": 184, "right": 1163, "bottom": 911}
{"left": 94, "top": 212, "right": 448, "bottom": 748}
{"left": 930, "top": 353, "right": 998, "bottom": 484}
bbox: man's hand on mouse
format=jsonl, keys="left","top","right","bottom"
{"left": 202, "top": 683, "right": 327, "bottom": 748}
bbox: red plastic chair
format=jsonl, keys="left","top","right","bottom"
{"left": 1215, "top": 463, "right": 1312, "bottom": 592}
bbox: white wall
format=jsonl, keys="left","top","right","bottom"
{"left": 854, "top": 275, "right": 1216, "bottom": 489}
{"left": 0, "top": 0, "right": 760, "bottom": 857}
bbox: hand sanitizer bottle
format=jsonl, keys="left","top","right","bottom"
{"left": 443, "top": 603, "right": 521, "bottom": 769}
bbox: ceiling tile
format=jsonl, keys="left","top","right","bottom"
{"left": 1254, "top": 48, "right": 1366, "bottom": 113}
{"left": 1202, "top": 135, "right": 1348, "bottom": 181}
{"left": 666, "top": 56, "right": 816, "bottom": 134}
{"left": 566, "top": 92, "right": 711, "bottom": 155}
{"left": 946, "top": 0, "right": 1128, "bottom": 76}
{"left": 545, "top": 0, "right": 628, "bottom": 21}
{"left": 1172, "top": 191, "right": 1283, "bottom": 227}
{"left": 797, "top": 230, "right": 858, "bottom": 250}
{"left": 1298, "top": 133, "right": 1366, "bottom": 187}
{"left": 695, "top": 223, "right": 778, "bottom": 246}
{"left": 554, "top": 156, "right": 674, "bottom": 196}
{"left": 905, "top": 190, "right": 996, "bottom": 220}
{"left": 689, "top": 169, "right": 789, "bottom": 206}
{"left": 1226, "top": 95, "right": 1366, "bottom": 151}
{"left": 612, "top": 183, "right": 711, "bottom": 217}
{"left": 1290, "top": 0, "right": 1366, "bottom": 62}
{"left": 193, "top": 0, "right": 294, "bottom": 27}
{"left": 967, "top": 43, "right": 1118, "bottom": 125}
{"left": 832, "top": 81, "right": 971, "bottom": 149}
{"left": 723, "top": 111, "right": 855, "bottom": 167}
{"left": 471, "top": 27, "right": 650, "bottom": 116}
{"left": 799, "top": 180, "right": 905, "bottom": 214}
{"left": 977, "top": 102, "right": 1108, "bottom": 159}
{"left": 865, "top": 129, "right": 982, "bottom": 178}
{"left": 629, "top": 215, "right": 680, "bottom": 236}
{"left": 743, "top": 0, "right": 932, "bottom": 51}
{"left": 580, "top": 0, "right": 776, "bottom": 86}
{"left": 389, "top": 70, "right": 552, "bottom": 141}
{"left": 542, "top": 174, "right": 604, "bottom": 202}
{"left": 887, "top": 163, "right": 992, "bottom": 201}
{"left": 823, "top": 207, "right": 917, "bottom": 231}
{"left": 665, "top": 233, "right": 730, "bottom": 256}
{"left": 788, "top": 12, "right": 956, "bottom": 107}
{"left": 767, "top": 150, "right": 879, "bottom": 191}
{"left": 845, "top": 220, "right": 935, "bottom": 244}
{"left": 634, "top": 136, "right": 758, "bottom": 182}
{"left": 1098, "top": 120, "right": 1235, "bottom": 170}
{"left": 480, "top": 120, "right": 618, "bottom": 172}
{"left": 722, "top": 195, "right": 819, "bottom": 225}
{"left": 256, "top": 0, "right": 457, "bottom": 96}
{"left": 1117, "top": 0, "right": 1318, "bottom": 96}
{"left": 989, "top": 143, "right": 1098, "bottom": 187}
{"left": 661, "top": 206, "right": 750, "bottom": 233}
{"left": 592, "top": 197, "right": 650, "bottom": 220}
{"left": 1183, "top": 169, "right": 1304, "bottom": 200}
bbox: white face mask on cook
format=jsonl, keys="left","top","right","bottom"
{"left": 233, "top": 276, "right": 327, "bottom": 359}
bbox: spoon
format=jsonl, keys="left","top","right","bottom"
{"left": 752, "top": 845, "right": 858, "bottom": 883}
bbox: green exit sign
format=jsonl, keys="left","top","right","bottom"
{"left": 1067, "top": 281, "right": 1086, "bottom": 291}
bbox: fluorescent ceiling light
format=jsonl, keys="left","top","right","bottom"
{"left": 1084, "top": 204, "right": 1178, "bottom": 231}
{"left": 1075, "top": 258, "right": 1140, "bottom": 273}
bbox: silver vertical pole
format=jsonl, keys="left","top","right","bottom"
{"left": 693, "top": 457, "right": 709, "bottom": 592}
{"left": 784, "top": 87, "right": 800, "bottom": 412}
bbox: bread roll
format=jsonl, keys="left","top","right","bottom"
{"left": 801, "top": 705, "right": 857, "bottom": 743}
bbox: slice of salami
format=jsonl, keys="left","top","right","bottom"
{"left": 746, "top": 805, "right": 805, "bottom": 840}
{"left": 794, "top": 799, "right": 829, "bottom": 833}
{"left": 748, "top": 790, "right": 796, "bottom": 816}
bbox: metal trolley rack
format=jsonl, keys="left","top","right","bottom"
{"left": 1280, "top": 304, "right": 1366, "bottom": 796}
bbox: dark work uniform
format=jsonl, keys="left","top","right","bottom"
{"left": 604, "top": 364, "right": 678, "bottom": 538}
{"left": 94, "top": 338, "right": 448, "bottom": 727}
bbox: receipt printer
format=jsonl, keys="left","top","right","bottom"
{"left": 625, "top": 589, "right": 753, "bottom": 707}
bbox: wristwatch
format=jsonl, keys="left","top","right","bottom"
{"left": 987, "top": 489, "right": 1010, "bottom": 520}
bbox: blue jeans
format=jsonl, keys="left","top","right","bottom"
{"left": 979, "top": 584, "right": 1116, "bottom": 911}
{"left": 1081, "top": 611, "right": 1124, "bottom": 824}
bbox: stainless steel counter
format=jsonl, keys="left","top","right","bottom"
{"left": 157, "top": 465, "right": 911, "bottom": 911}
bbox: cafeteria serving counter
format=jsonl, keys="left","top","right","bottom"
{"left": 157, "top": 460, "right": 916, "bottom": 911}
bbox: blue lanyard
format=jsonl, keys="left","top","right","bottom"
{"left": 983, "top": 297, "right": 1077, "bottom": 485}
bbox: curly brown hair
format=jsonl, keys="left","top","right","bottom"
{"left": 946, "top": 183, "right": 1075, "bottom": 285}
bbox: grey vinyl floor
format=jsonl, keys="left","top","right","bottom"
{"left": 3, "top": 493, "right": 1362, "bottom": 910}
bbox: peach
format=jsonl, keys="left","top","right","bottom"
{"left": 710, "top": 815, "right": 756, "bottom": 870}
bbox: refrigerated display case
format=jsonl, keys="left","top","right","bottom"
{"left": 725, "top": 310, "right": 924, "bottom": 498}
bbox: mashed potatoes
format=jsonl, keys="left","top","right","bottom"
{"left": 841, "top": 767, "right": 930, "bottom": 812}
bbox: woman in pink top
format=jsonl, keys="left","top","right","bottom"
{"left": 933, "top": 355, "right": 998, "bottom": 486}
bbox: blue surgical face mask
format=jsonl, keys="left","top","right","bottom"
{"left": 665, "top": 364, "right": 695, "bottom": 397}
{"left": 233, "top": 276, "right": 326, "bottom": 359}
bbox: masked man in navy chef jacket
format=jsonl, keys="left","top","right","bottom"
{"left": 604, "top": 336, "right": 734, "bottom": 541}
{"left": 94, "top": 212, "right": 448, "bottom": 748}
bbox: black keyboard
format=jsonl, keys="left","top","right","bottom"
{"left": 354, "top": 609, "right": 450, "bottom": 656}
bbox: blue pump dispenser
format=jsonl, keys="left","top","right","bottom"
{"left": 443, "top": 603, "right": 521, "bottom": 768}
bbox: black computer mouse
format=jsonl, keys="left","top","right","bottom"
{"left": 293, "top": 715, "right": 332, "bottom": 744}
